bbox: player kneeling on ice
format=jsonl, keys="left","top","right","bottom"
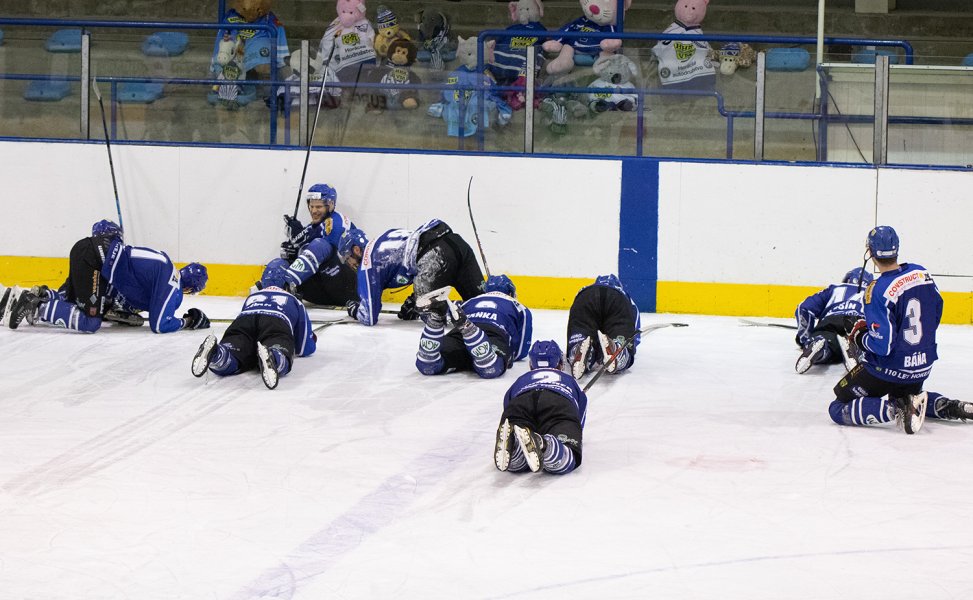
{"left": 829, "top": 226, "right": 973, "bottom": 434}
{"left": 414, "top": 274, "right": 532, "bottom": 379}
{"left": 794, "top": 267, "right": 869, "bottom": 374}
{"left": 6, "top": 220, "right": 210, "bottom": 333}
{"left": 565, "top": 274, "right": 641, "bottom": 380}
{"left": 495, "top": 340, "right": 588, "bottom": 474}
{"left": 191, "top": 264, "right": 316, "bottom": 389}
{"left": 337, "top": 218, "right": 485, "bottom": 325}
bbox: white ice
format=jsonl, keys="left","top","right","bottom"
{"left": 2, "top": 297, "right": 973, "bottom": 600}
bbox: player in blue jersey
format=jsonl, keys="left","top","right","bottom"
{"left": 191, "top": 264, "right": 316, "bottom": 390}
{"left": 337, "top": 219, "right": 485, "bottom": 326}
{"left": 565, "top": 274, "right": 641, "bottom": 380}
{"left": 494, "top": 340, "right": 588, "bottom": 474}
{"left": 829, "top": 226, "right": 973, "bottom": 433}
{"left": 7, "top": 220, "right": 210, "bottom": 334}
{"left": 794, "top": 267, "right": 870, "bottom": 374}
{"left": 269, "top": 183, "right": 359, "bottom": 306}
{"left": 414, "top": 275, "right": 532, "bottom": 379}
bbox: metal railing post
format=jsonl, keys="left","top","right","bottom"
{"left": 81, "top": 32, "right": 91, "bottom": 139}
{"left": 873, "top": 54, "right": 890, "bottom": 165}
{"left": 300, "top": 40, "right": 309, "bottom": 147}
{"left": 754, "top": 51, "right": 766, "bottom": 161}
{"left": 525, "top": 46, "right": 535, "bottom": 153}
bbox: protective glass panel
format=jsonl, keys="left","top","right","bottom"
{"left": 760, "top": 44, "right": 820, "bottom": 163}
{"left": 819, "top": 60, "right": 876, "bottom": 165}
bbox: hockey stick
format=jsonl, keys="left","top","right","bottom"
{"left": 303, "top": 303, "right": 400, "bottom": 315}
{"left": 291, "top": 39, "right": 338, "bottom": 219}
{"left": 739, "top": 318, "right": 798, "bottom": 330}
{"left": 465, "top": 176, "right": 492, "bottom": 278}
{"left": 90, "top": 73, "right": 124, "bottom": 232}
{"left": 582, "top": 322, "right": 689, "bottom": 393}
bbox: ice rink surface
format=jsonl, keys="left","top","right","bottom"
{"left": 2, "top": 295, "right": 973, "bottom": 600}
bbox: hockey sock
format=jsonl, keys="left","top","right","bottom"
{"left": 928, "top": 391, "right": 952, "bottom": 419}
{"left": 207, "top": 344, "right": 238, "bottom": 376}
{"left": 462, "top": 323, "right": 503, "bottom": 379}
{"left": 541, "top": 434, "right": 577, "bottom": 475}
{"left": 607, "top": 335, "right": 632, "bottom": 372}
{"left": 40, "top": 298, "right": 102, "bottom": 333}
{"left": 270, "top": 347, "right": 290, "bottom": 377}
{"left": 829, "top": 396, "right": 895, "bottom": 426}
{"left": 507, "top": 442, "right": 529, "bottom": 473}
{"left": 415, "top": 323, "right": 446, "bottom": 375}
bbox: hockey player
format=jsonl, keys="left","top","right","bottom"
{"left": 191, "top": 264, "right": 316, "bottom": 389}
{"left": 272, "top": 183, "right": 359, "bottom": 306}
{"left": 566, "top": 274, "right": 641, "bottom": 380}
{"left": 7, "top": 220, "right": 210, "bottom": 333}
{"left": 794, "top": 267, "right": 870, "bottom": 374}
{"left": 829, "top": 225, "right": 973, "bottom": 434}
{"left": 414, "top": 274, "right": 532, "bottom": 379}
{"left": 337, "top": 219, "right": 485, "bottom": 326}
{"left": 494, "top": 340, "right": 588, "bottom": 474}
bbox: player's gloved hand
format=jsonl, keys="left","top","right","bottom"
{"left": 283, "top": 215, "right": 303, "bottom": 241}
{"left": 847, "top": 318, "right": 867, "bottom": 351}
{"left": 182, "top": 308, "right": 211, "bottom": 330}
{"left": 280, "top": 241, "right": 298, "bottom": 262}
{"left": 345, "top": 300, "right": 360, "bottom": 319}
{"left": 398, "top": 294, "right": 419, "bottom": 321}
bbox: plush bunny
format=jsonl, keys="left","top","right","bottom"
{"left": 276, "top": 46, "right": 342, "bottom": 109}
{"left": 542, "top": 0, "right": 632, "bottom": 75}
{"left": 374, "top": 5, "right": 412, "bottom": 60}
{"left": 319, "top": 0, "right": 377, "bottom": 82}
{"left": 651, "top": 0, "right": 717, "bottom": 88}
{"left": 427, "top": 36, "right": 512, "bottom": 137}
{"left": 586, "top": 53, "right": 639, "bottom": 112}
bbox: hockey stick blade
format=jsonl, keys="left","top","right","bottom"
{"left": 739, "top": 318, "right": 798, "bottom": 330}
{"left": 582, "top": 322, "right": 688, "bottom": 392}
{"left": 302, "top": 302, "right": 400, "bottom": 316}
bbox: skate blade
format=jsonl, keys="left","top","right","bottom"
{"left": 191, "top": 335, "right": 217, "bottom": 378}
{"left": 514, "top": 425, "right": 542, "bottom": 473}
{"left": 257, "top": 343, "right": 279, "bottom": 390}
{"left": 416, "top": 285, "right": 453, "bottom": 310}
{"left": 494, "top": 419, "right": 512, "bottom": 471}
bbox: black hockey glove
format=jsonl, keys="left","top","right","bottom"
{"left": 182, "top": 308, "right": 210, "bottom": 330}
{"left": 280, "top": 241, "right": 298, "bottom": 262}
{"left": 345, "top": 300, "right": 360, "bottom": 319}
{"left": 847, "top": 318, "right": 867, "bottom": 351}
{"left": 398, "top": 294, "right": 419, "bottom": 321}
{"left": 283, "top": 215, "right": 303, "bottom": 241}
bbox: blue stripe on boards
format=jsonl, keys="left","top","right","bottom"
{"left": 619, "top": 159, "right": 659, "bottom": 312}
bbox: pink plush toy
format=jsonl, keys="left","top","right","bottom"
{"left": 651, "top": 0, "right": 717, "bottom": 88}
{"left": 319, "top": 0, "right": 377, "bottom": 82}
{"left": 542, "top": 0, "right": 632, "bottom": 75}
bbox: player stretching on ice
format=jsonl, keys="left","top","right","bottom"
{"left": 829, "top": 226, "right": 973, "bottom": 434}
{"left": 337, "top": 219, "right": 484, "bottom": 326}
{"left": 192, "top": 264, "right": 316, "bottom": 389}
{"left": 494, "top": 340, "right": 588, "bottom": 474}
{"left": 565, "top": 274, "right": 641, "bottom": 380}
{"left": 6, "top": 220, "right": 209, "bottom": 333}
{"left": 794, "top": 267, "right": 869, "bottom": 374}
{"left": 414, "top": 274, "right": 532, "bottom": 379}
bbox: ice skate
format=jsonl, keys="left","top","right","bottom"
{"left": 257, "top": 342, "right": 280, "bottom": 390}
{"left": 598, "top": 331, "right": 618, "bottom": 374}
{"left": 1, "top": 285, "right": 22, "bottom": 327}
{"left": 104, "top": 307, "right": 145, "bottom": 327}
{"left": 513, "top": 424, "right": 544, "bottom": 473}
{"left": 935, "top": 397, "right": 973, "bottom": 421}
{"left": 795, "top": 336, "right": 827, "bottom": 374}
{"left": 8, "top": 286, "right": 46, "bottom": 329}
{"left": 191, "top": 334, "right": 218, "bottom": 377}
{"left": 894, "top": 391, "right": 927, "bottom": 434}
{"left": 0, "top": 285, "right": 10, "bottom": 326}
{"left": 494, "top": 418, "right": 512, "bottom": 471}
{"left": 568, "top": 336, "right": 594, "bottom": 380}
{"left": 416, "top": 286, "right": 462, "bottom": 324}
{"left": 836, "top": 335, "right": 860, "bottom": 372}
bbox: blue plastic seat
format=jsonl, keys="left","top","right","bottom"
{"left": 118, "top": 82, "right": 165, "bottom": 103}
{"left": 23, "top": 79, "right": 72, "bottom": 101}
{"left": 962, "top": 53, "right": 973, "bottom": 67}
{"left": 851, "top": 48, "right": 899, "bottom": 65}
{"left": 765, "top": 47, "right": 810, "bottom": 72}
{"left": 45, "top": 28, "right": 82, "bottom": 53}
{"left": 0, "top": 29, "right": 5, "bottom": 46}
{"left": 142, "top": 32, "right": 189, "bottom": 57}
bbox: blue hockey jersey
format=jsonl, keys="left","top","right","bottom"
{"left": 101, "top": 240, "right": 185, "bottom": 334}
{"left": 462, "top": 291, "right": 533, "bottom": 362}
{"left": 504, "top": 368, "right": 588, "bottom": 428}
{"left": 489, "top": 22, "right": 546, "bottom": 83}
{"left": 294, "top": 210, "right": 353, "bottom": 252}
{"left": 861, "top": 263, "right": 942, "bottom": 383}
{"left": 238, "top": 287, "right": 317, "bottom": 357}
{"left": 554, "top": 17, "right": 617, "bottom": 57}
{"left": 795, "top": 283, "right": 865, "bottom": 347}
{"left": 353, "top": 220, "right": 442, "bottom": 326}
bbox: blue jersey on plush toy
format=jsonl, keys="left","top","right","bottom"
{"left": 795, "top": 283, "right": 865, "bottom": 347}
{"left": 353, "top": 220, "right": 442, "bottom": 325}
{"left": 462, "top": 291, "right": 534, "bottom": 362}
{"left": 238, "top": 287, "right": 317, "bottom": 357}
{"left": 489, "top": 22, "right": 546, "bottom": 83}
{"left": 504, "top": 368, "right": 588, "bottom": 428}
{"left": 101, "top": 240, "right": 186, "bottom": 334}
{"left": 440, "top": 67, "right": 511, "bottom": 137}
{"left": 211, "top": 9, "right": 290, "bottom": 73}
{"left": 860, "top": 263, "right": 942, "bottom": 383}
{"left": 555, "top": 17, "right": 617, "bottom": 57}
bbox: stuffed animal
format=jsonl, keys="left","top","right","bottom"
{"left": 366, "top": 38, "right": 421, "bottom": 111}
{"left": 586, "top": 53, "right": 639, "bottom": 112}
{"left": 651, "top": 0, "right": 717, "bottom": 88}
{"left": 539, "top": 92, "right": 587, "bottom": 135}
{"left": 427, "top": 36, "right": 512, "bottom": 137}
{"left": 416, "top": 10, "right": 456, "bottom": 70}
{"left": 542, "top": 0, "right": 632, "bottom": 75}
{"left": 319, "top": 0, "right": 377, "bottom": 82}
{"left": 213, "top": 33, "right": 247, "bottom": 109}
{"left": 374, "top": 5, "right": 411, "bottom": 60}
{"left": 489, "top": 0, "right": 547, "bottom": 110}
{"left": 276, "top": 47, "right": 342, "bottom": 109}
{"left": 711, "top": 41, "right": 753, "bottom": 75}
{"left": 212, "top": 0, "right": 289, "bottom": 79}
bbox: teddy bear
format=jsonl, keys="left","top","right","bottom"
{"left": 586, "top": 53, "right": 639, "bottom": 112}
{"left": 366, "top": 38, "right": 421, "bottom": 111}
{"left": 651, "top": 0, "right": 717, "bottom": 89}
{"left": 319, "top": 0, "right": 377, "bottom": 83}
{"left": 415, "top": 10, "right": 456, "bottom": 71}
{"left": 710, "top": 41, "right": 756, "bottom": 75}
{"left": 427, "top": 36, "right": 512, "bottom": 137}
{"left": 542, "top": 0, "right": 632, "bottom": 75}
{"left": 373, "top": 5, "right": 412, "bottom": 60}
{"left": 489, "top": 0, "right": 547, "bottom": 110}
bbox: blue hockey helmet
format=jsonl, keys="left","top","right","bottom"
{"left": 843, "top": 267, "right": 874, "bottom": 286}
{"left": 484, "top": 274, "right": 516, "bottom": 297}
{"left": 338, "top": 227, "right": 368, "bottom": 263}
{"left": 260, "top": 263, "right": 288, "bottom": 290}
{"left": 306, "top": 183, "right": 337, "bottom": 205}
{"left": 529, "top": 340, "right": 564, "bottom": 370}
{"left": 179, "top": 262, "right": 208, "bottom": 294}
{"left": 91, "top": 219, "right": 122, "bottom": 239}
{"left": 594, "top": 274, "right": 624, "bottom": 292}
{"left": 867, "top": 225, "right": 899, "bottom": 259}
